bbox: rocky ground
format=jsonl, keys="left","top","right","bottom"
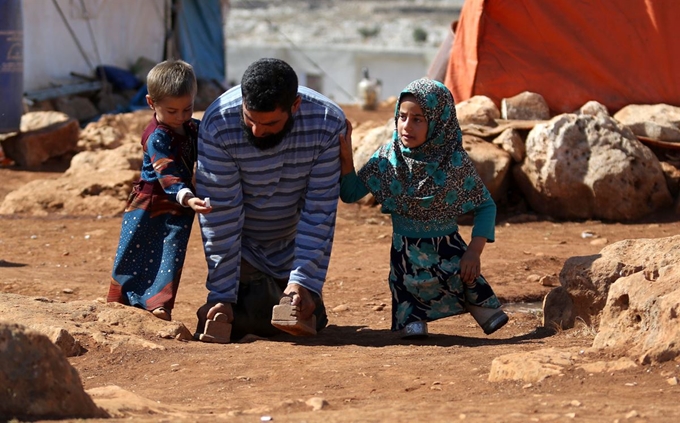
{"left": 1, "top": 104, "right": 680, "bottom": 422}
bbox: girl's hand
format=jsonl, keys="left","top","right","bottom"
{"left": 460, "top": 249, "right": 481, "bottom": 285}
{"left": 460, "top": 237, "right": 487, "bottom": 285}
{"left": 339, "top": 119, "right": 355, "bottom": 176}
{"left": 188, "top": 196, "right": 212, "bottom": 214}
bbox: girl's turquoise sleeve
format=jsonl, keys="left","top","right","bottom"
{"left": 471, "top": 196, "right": 497, "bottom": 242}
{"left": 340, "top": 170, "right": 370, "bottom": 203}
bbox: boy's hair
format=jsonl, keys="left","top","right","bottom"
{"left": 241, "top": 58, "right": 298, "bottom": 112}
{"left": 146, "top": 60, "right": 197, "bottom": 103}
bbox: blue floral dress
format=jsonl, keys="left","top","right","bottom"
{"left": 107, "top": 115, "right": 199, "bottom": 313}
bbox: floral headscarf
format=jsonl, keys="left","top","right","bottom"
{"left": 357, "top": 78, "right": 490, "bottom": 223}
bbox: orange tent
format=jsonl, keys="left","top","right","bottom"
{"left": 444, "top": 0, "right": 680, "bottom": 114}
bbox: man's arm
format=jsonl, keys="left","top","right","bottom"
{"left": 287, "top": 123, "right": 344, "bottom": 295}
{"left": 195, "top": 121, "right": 244, "bottom": 304}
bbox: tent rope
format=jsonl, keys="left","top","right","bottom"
{"left": 79, "top": 0, "right": 102, "bottom": 66}
{"left": 51, "top": 0, "right": 95, "bottom": 71}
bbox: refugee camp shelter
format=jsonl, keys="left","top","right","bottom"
{"left": 21, "top": 0, "right": 228, "bottom": 95}
{"left": 444, "top": 0, "right": 680, "bottom": 114}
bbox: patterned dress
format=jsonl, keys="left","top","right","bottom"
{"left": 340, "top": 78, "right": 502, "bottom": 331}
{"left": 107, "top": 115, "right": 199, "bottom": 312}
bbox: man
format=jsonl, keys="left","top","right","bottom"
{"left": 194, "top": 58, "right": 346, "bottom": 342}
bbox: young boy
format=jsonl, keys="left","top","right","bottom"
{"left": 107, "top": 60, "right": 211, "bottom": 321}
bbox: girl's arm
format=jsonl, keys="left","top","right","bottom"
{"left": 461, "top": 196, "right": 497, "bottom": 284}
{"left": 339, "top": 121, "right": 370, "bottom": 203}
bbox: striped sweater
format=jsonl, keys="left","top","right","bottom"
{"left": 196, "top": 86, "right": 345, "bottom": 304}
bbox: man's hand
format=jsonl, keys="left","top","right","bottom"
{"left": 283, "top": 284, "right": 316, "bottom": 320}
{"left": 195, "top": 302, "right": 234, "bottom": 334}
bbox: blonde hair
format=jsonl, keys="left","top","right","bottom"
{"left": 146, "top": 60, "right": 197, "bottom": 103}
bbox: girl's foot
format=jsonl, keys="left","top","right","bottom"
{"left": 466, "top": 304, "right": 508, "bottom": 335}
{"left": 152, "top": 307, "right": 171, "bottom": 321}
{"left": 400, "top": 321, "right": 428, "bottom": 339}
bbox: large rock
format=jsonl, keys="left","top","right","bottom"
{"left": 514, "top": 112, "right": 672, "bottom": 221}
{"left": 593, "top": 264, "right": 680, "bottom": 364}
{"left": 455, "top": 95, "right": 500, "bottom": 126}
{"left": 500, "top": 91, "right": 550, "bottom": 120}
{"left": 78, "top": 110, "right": 153, "bottom": 151}
{"left": 613, "top": 104, "right": 680, "bottom": 142}
{"left": 0, "top": 169, "right": 137, "bottom": 216}
{"left": 0, "top": 111, "right": 79, "bottom": 168}
{"left": 462, "top": 135, "right": 512, "bottom": 203}
{"left": 492, "top": 128, "right": 525, "bottom": 163}
{"left": 0, "top": 142, "right": 142, "bottom": 216}
{"left": 544, "top": 235, "right": 680, "bottom": 329}
{"left": 0, "top": 323, "right": 108, "bottom": 420}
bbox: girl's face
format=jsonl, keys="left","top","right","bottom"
{"left": 146, "top": 94, "right": 194, "bottom": 132}
{"left": 397, "top": 94, "right": 428, "bottom": 149}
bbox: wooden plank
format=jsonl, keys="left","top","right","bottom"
{"left": 24, "top": 81, "right": 102, "bottom": 102}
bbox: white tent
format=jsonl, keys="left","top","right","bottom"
{"left": 22, "top": 0, "right": 168, "bottom": 92}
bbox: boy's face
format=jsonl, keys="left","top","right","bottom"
{"left": 146, "top": 94, "right": 194, "bottom": 132}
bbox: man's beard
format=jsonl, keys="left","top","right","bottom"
{"left": 240, "top": 112, "right": 295, "bottom": 150}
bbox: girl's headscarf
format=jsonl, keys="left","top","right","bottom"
{"left": 357, "top": 78, "right": 490, "bottom": 223}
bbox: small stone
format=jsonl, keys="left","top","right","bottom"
{"left": 332, "top": 304, "right": 350, "bottom": 312}
{"left": 667, "top": 377, "right": 678, "bottom": 385}
{"left": 625, "top": 410, "right": 638, "bottom": 419}
{"left": 62, "top": 288, "right": 74, "bottom": 294}
{"left": 570, "top": 400, "right": 581, "bottom": 407}
{"left": 305, "top": 397, "right": 328, "bottom": 411}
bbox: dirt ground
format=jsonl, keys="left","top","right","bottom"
{"left": 2, "top": 104, "right": 680, "bottom": 422}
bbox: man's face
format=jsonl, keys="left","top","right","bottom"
{"left": 240, "top": 104, "right": 294, "bottom": 150}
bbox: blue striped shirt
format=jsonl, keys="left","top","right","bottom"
{"left": 196, "top": 86, "right": 345, "bottom": 303}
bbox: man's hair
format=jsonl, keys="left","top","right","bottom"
{"left": 241, "top": 58, "right": 298, "bottom": 112}
{"left": 146, "top": 60, "right": 197, "bottom": 103}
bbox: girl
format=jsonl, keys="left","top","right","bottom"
{"left": 107, "top": 60, "right": 211, "bottom": 321}
{"left": 339, "top": 78, "right": 508, "bottom": 338}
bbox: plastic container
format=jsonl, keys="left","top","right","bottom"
{"left": 0, "top": 0, "right": 24, "bottom": 133}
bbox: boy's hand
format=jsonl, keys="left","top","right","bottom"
{"left": 188, "top": 196, "right": 212, "bottom": 214}
{"left": 339, "top": 119, "right": 355, "bottom": 176}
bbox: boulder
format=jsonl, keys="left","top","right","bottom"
{"left": 544, "top": 235, "right": 680, "bottom": 328}
{"left": 0, "top": 111, "right": 79, "bottom": 168}
{"left": 456, "top": 95, "right": 500, "bottom": 126}
{"left": 0, "top": 323, "right": 107, "bottom": 420}
{"left": 501, "top": 91, "right": 550, "bottom": 120}
{"left": 514, "top": 112, "right": 672, "bottom": 221}
{"left": 593, "top": 264, "right": 680, "bottom": 364}
{"left": 462, "top": 135, "right": 512, "bottom": 203}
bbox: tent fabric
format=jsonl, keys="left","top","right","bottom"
{"left": 176, "top": 0, "right": 225, "bottom": 82}
{"left": 445, "top": 0, "right": 680, "bottom": 114}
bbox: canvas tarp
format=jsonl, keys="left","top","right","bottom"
{"left": 444, "top": 0, "right": 680, "bottom": 114}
